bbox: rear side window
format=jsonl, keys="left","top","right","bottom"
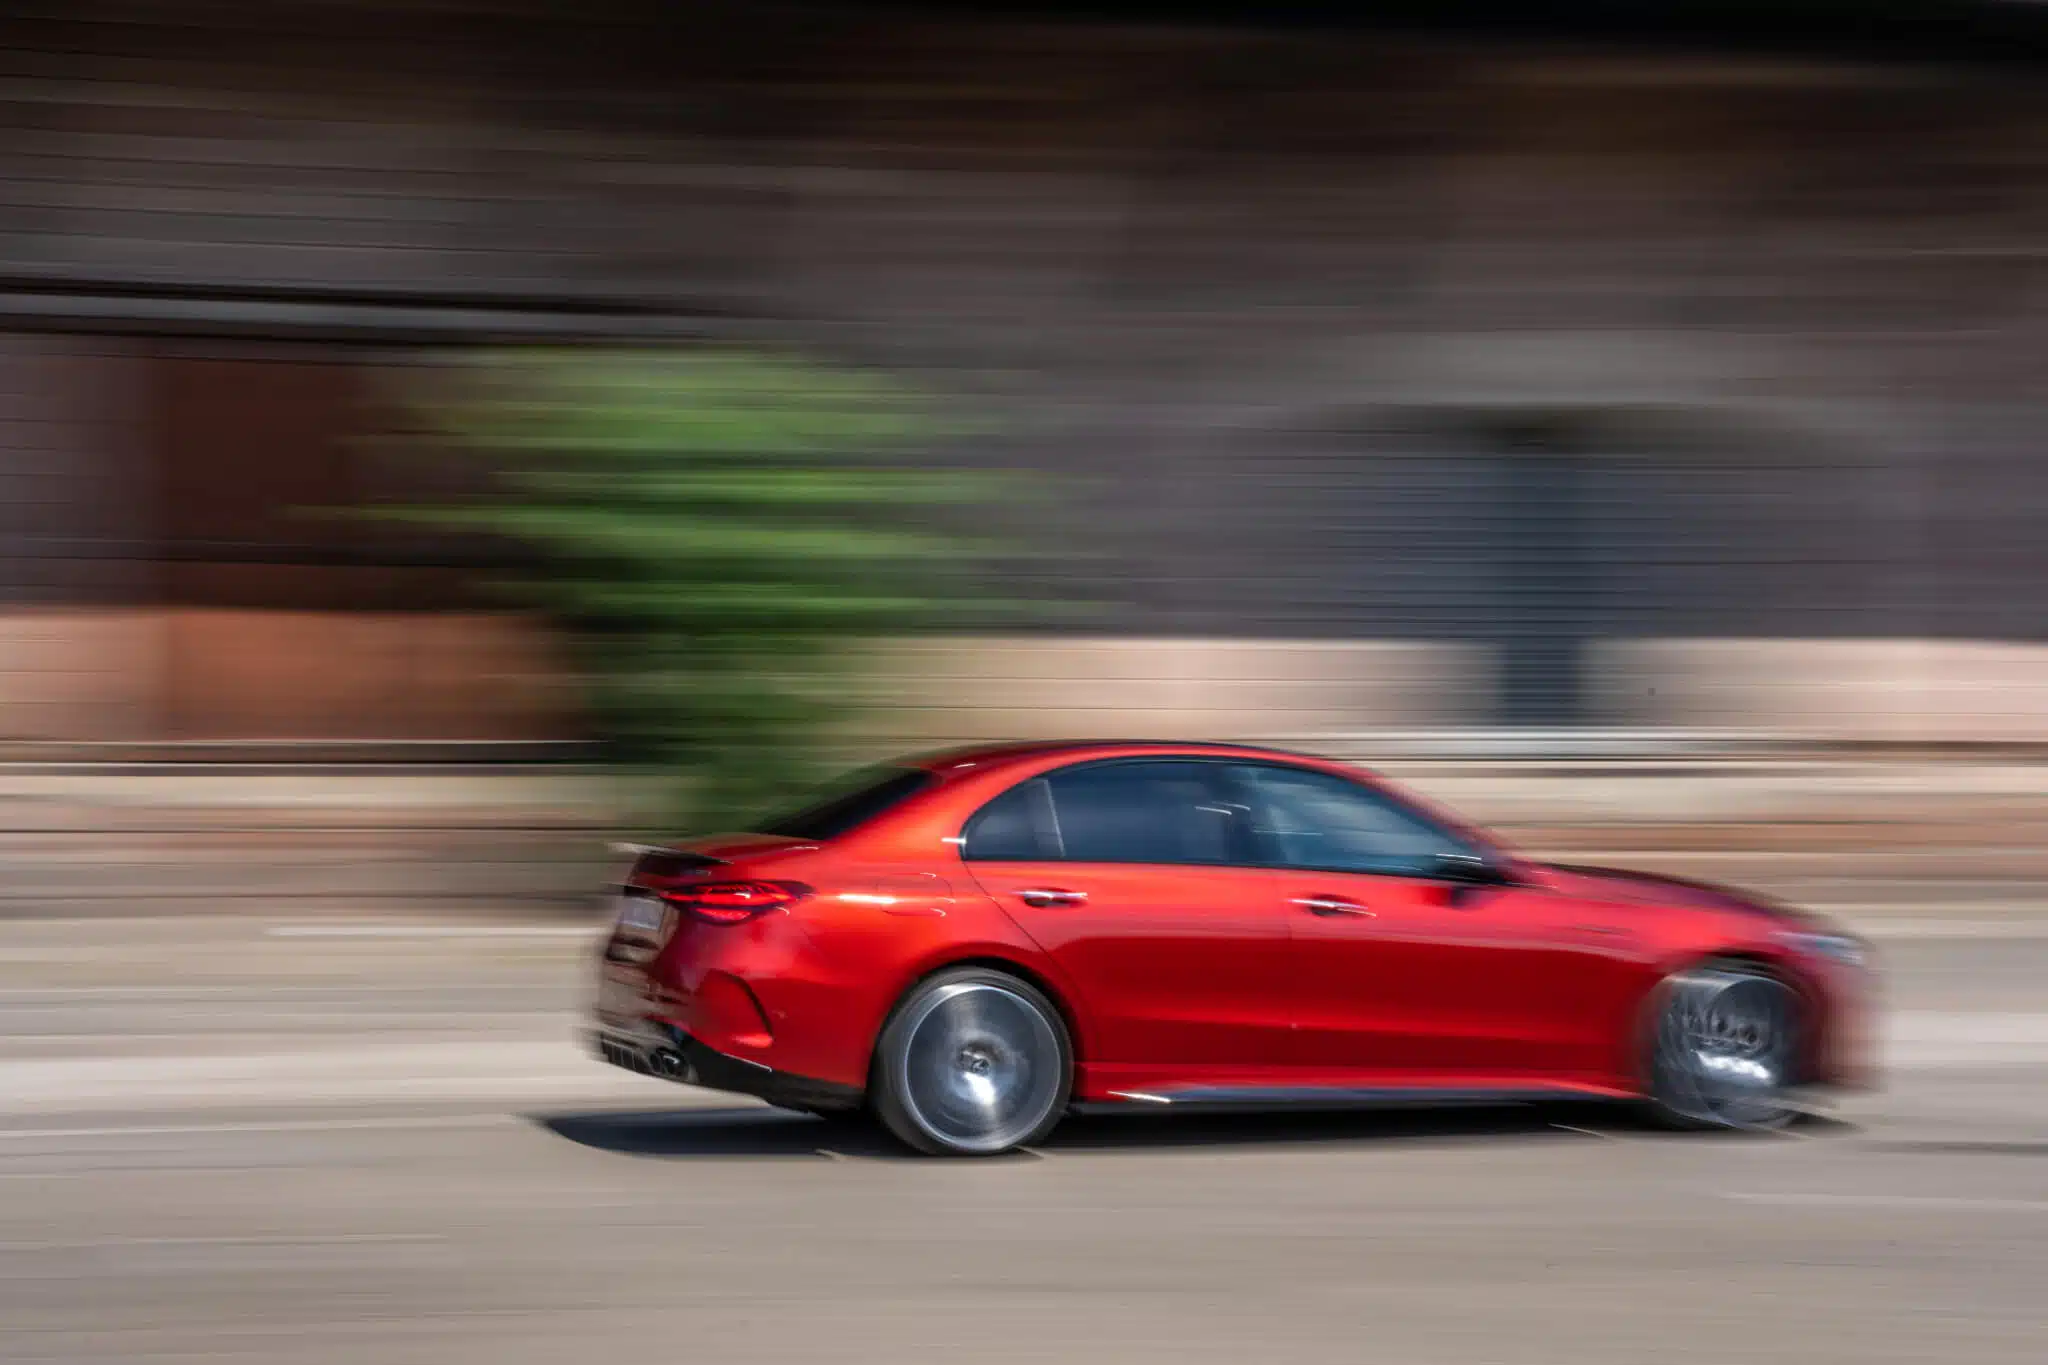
{"left": 964, "top": 760, "right": 1242, "bottom": 864}
{"left": 753, "top": 765, "right": 935, "bottom": 841}
{"left": 961, "top": 777, "right": 1058, "bottom": 859}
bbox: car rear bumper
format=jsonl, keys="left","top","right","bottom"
{"left": 589, "top": 1021, "right": 864, "bottom": 1113}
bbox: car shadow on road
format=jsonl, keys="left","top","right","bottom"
{"left": 529, "top": 1101, "right": 1671, "bottom": 1161}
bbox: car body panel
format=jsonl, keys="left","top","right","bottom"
{"left": 590, "top": 740, "right": 1877, "bottom": 1113}
{"left": 965, "top": 860, "right": 1293, "bottom": 1068}
{"left": 1275, "top": 870, "right": 1649, "bottom": 1084}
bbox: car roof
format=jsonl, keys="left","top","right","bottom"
{"left": 902, "top": 739, "right": 1339, "bottom": 775}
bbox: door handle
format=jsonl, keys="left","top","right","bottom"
{"left": 1292, "top": 896, "right": 1375, "bottom": 918}
{"left": 1014, "top": 888, "right": 1087, "bottom": 908}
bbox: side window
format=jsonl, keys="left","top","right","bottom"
{"left": 1044, "top": 761, "right": 1239, "bottom": 864}
{"left": 962, "top": 778, "right": 1058, "bottom": 860}
{"left": 1237, "top": 764, "right": 1476, "bottom": 877}
{"left": 962, "top": 761, "right": 1243, "bottom": 864}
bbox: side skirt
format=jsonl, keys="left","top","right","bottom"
{"left": 1068, "top": 1084, "right": 1630, "bottom": 1116}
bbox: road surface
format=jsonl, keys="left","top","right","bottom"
{"left": 2, "top": 916, "right": 2044, "bottom": 1364}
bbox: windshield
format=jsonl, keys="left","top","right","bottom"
{"left": 752, "top": 764, "right": 937, "bottom": 841}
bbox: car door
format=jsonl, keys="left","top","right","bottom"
{"left": 1233, "top": 762, "right": 1630, "bottom": 1084}
{"left": 961, "top": 759, "right": 1293, "bottom": 1074}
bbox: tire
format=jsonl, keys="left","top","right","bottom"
{"left": 870, "top": 967, "right": 1073, "bottom": 1156}
{"left": 1644, "top": 960, "right": 1803, "bottom": 1131}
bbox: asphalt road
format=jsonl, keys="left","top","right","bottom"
{"left": 2, "top": 917, "right": 2045, "bottom": 1365}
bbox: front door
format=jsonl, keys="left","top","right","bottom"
{"left": 1231, "top": 762, "right": 1624, "bottom": 1084}
{"left": 961, "top": 759, "right": 1292, "bottom": 1075}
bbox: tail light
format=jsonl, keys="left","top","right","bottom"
{"left": 658, "top": 879, "right": 811, "bottom": 925}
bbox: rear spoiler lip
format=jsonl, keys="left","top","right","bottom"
{"left": 610, "top": 844, "right": 733, "bottom": 898}
{"left": 607, "top": 840, "right": 813, "bottom": 860}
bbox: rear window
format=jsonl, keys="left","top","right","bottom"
{"left": 752, "top": 765, "right": 936, "bottom": 841}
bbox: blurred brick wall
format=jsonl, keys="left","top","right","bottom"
{"left": 0, "top": 609, "right": 575, "bottom": 742}
{"left": 0, "top": 5, "right": 2040, "bottom": 743}
{"left": 159, "top": 610, "right": 575, "bottom": 741}
{"left": 0, "top": 610, "right": 159, "bottom": 741}
{"left": 0, "top": 337, "right": 149, "bottom": 607}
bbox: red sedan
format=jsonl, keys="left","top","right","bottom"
{"left": 591, "top": 741, "right": 1876, "bottom": 1155}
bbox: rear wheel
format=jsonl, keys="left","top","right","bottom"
{"left": 871, "top": 967, "right": 1072, "bottom": 1156}
{"left": 1646, "top": 961, "right": 1802, "bottom": 1131}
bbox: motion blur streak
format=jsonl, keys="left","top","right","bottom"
{"left": 0, "top": 0, "right": 2045, "bottom": 1361}
{"left": 0, "top": 2, "right": 2040, "bottom": 757}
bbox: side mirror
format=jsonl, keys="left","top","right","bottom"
{"left": 1428, "top": 852, "right": 1512, "bottom": 886}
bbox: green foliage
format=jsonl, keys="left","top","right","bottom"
{"left": 403, "top": 347, "right": 1004, "bottom": 829}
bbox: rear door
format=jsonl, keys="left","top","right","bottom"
{"left": 961, "top": 759, "right": 1292, "bottom": 1071}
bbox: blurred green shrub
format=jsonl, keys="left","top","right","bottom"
{"left": 399, "top": 347, "right": 1004, "bottom": 830}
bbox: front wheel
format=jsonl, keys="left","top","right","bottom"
{"left": 871, "top": 967, "right": 1072, "bottom": 1156}
{"left": 1646, "top": 961, "right": 1803, "bottom": 1131}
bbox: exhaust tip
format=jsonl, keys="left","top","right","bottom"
{"left": 650, "top": 1049, "right": 690, "bottom": 1080}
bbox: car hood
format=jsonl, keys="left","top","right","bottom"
{"left": 1536, "top": 862, "right": 1820, "bottom": 926}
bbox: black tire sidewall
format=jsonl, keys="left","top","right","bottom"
{"left": 1643, "top": 958, "right": 1801, "bottom": 1132}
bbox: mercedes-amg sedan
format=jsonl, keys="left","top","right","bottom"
{"left": 591, "top": 741, "right": 1876, "bottom": 1155}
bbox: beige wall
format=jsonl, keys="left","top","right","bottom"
{"left": 0, "top": 623, "right": 1492, "bottom": 744}
{"left": 856, "top": 638, "right": 1493, "bottom": 745}
{"left": 1592, "top": 639, "right": 2048, "bottom": 743}
{"left": 4, "top": 614, "right": 2047, "bottom": 745}
{"left": 881, "top": 638, "right": 2048, "bottom": 746}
